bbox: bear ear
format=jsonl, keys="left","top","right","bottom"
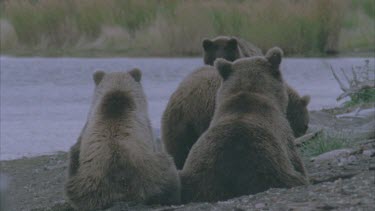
{"left": 214, "top": 58, "right": 233, "bottom": 80}
{"left": 202, "top": 39, "right": 214, "bottom": 51}
{"left": 129, "top": 68, "right": 142, "bottom": 82}
{"left": 301, "top": 95, "right": 311, "bottom": 107}
{"left": 265, "top": 47, "right": 283, "bottom": 67}
{"left": 93, "top": 71, "right": 105, "bottom": 85}
{"left": 227, "top": 38, "right": 238, "bottom": 50}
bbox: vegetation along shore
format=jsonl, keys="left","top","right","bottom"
{"left": 0, "top": 0, "right": 374, "bottom": 57}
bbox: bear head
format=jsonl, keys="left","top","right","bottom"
{"left": 202, "top": 36, "right": 241, "bottom": 65}
{"left": 91, "top": 68, "right": 147, "bottom": 119}
{"left": 287, "top": 95, "right": 311, "bottom": 137}
{"left": 214, "top": 47, "right": 288, "bottom": 113}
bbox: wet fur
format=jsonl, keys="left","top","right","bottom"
{"left": 100, "top": 90, "right": 135, "bottom": 119}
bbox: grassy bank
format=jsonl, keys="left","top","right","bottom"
{"left": 1, "top": 0, "right": 374, "bottom": 57}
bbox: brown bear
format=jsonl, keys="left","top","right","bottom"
{"left": 179, "top": 48, "right": 309, "bottom": 203}
{"left": 162, "top": 37, "right": 310, "bottom": 169}
{"left": 202, "top": 36, "right": 263, "bottom": 65}
{"left": 161, "top": 65, "right": 221, "bottom": 169}
{"left": 286, "top": 86, "right": 311, "bottom": 137}
{"left": 203, "top": 36, "right": 310, "bottom": 137}
{"left": 65, "top": 69, "right": 180, "bottom": 210}
{"left": 161, "top": 69, "right": 310, "bottom": 170}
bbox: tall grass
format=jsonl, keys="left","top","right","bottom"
{"left": 301, "top": 133, "right": 349, "bottom": 157}
{"left": 0, "top": 0, "right": 374, "bottom": 56}
{"left": 339, "top": 0, "right": 375, "bottom": 52}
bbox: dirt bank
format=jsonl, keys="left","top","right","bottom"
{"left": 1, "top": 109, "right": 374, "bottom": 211}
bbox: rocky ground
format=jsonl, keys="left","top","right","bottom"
{"left": 1, "top": 107, "right": 374, "bottom": 211}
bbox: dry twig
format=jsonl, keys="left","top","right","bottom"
{"left": 330, "top": 63, "right": 374, "bottom": 101}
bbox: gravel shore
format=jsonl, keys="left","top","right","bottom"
{"left": 1, "top": 109, "right": 374, "bottom": 211}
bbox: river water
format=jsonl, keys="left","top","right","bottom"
{"left": 0, "top": 56, "right": 373, "bottom": 160}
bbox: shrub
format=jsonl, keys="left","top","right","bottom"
{"left": 301, "top": 133, "right": 349, "bottom": 157}
{"left": 0, "top": 0, "right": 373, "bottom": 56}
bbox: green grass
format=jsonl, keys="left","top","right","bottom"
{"left": 301, "top": 133, "right": 349, "bottom": 157}
{"left": 1, "top": 0, "right": 374, "bottom": 57}
{"left": 351, "top": 0, "right": 375, "bottom": 18}
{"left": 342, "top": 60, "right": 375, "bottom": 108}
{"left": 344, "top": 88, "right": 375, "bottom": 108}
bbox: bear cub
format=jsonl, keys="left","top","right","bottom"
{"left": 65, "top": 69, "right": 180, "bottom": 210}
{"left": 180, "top": 48, "right": 309, "bottom": 203}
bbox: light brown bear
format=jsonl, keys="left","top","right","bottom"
{"left": 65, "top": 69, "right": 180, "bottom": 210}
{"left": 202, "top": 36, "right": 263, "bottom": 65}
{"left": 180, "top": 48, "right": 309, "bottom": 203}
{"left": 162, "top": 37, "right": 310, "bottom": 169}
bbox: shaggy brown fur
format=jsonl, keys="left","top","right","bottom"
{"left": 286, "top": 85, "right": 311, "bottom": 137}
{"left": 203, "top": 36, "right": 310, "bottom": 135}
{"left": 65, "top": 69, "right": 180, "bottom": 210}
{"left": 180, "top": 48, "right": 309, "bottom": 203}
{"left": 161, "top": 80, "right": 310, "bottom": 171}
{"left": 162, "top": 36, "right": 310, "bottom": 169}
{"left": 202, "top": 36, "right": 262, "bottom": 65}
{"left": 161, "top": 65, "right": 221, "bottom": 169}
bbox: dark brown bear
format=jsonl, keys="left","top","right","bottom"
{"left": 180, "top": 48, "right": 309, "bottom": 203}
{"left": 286, "top": 85, "right": 311, "bottom": 137}
{"left": 162, "top": 36, "right": 310, "bottom": 169}
{"left": 161, "top": 65, "right": 220, "bottom": 169}
{"left": 161, "top": 68, "right": 310, "bottom": 170}
{"left": 202, "top": 36, "right": 263, "bottom": 65}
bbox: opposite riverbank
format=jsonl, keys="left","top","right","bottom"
{"left": 1, "top": 0, "right": 374, "bottom": 58}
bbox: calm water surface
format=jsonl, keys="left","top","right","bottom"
{"left": 1, "top": 56, "right": 373, "bottom": 160}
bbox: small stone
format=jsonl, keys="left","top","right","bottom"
{"left": 255, "top": 203, "right": 266, "bottom": 209}
{"left": 312, "top": 149, "right": 353, "bottom": 163}
{"left": 317, "top": 203, "right": 337, "bottom": 210}
{"left": 363, "top": 149, "right": 375, "bottom": 157}
{"left": 347, "top": 155, "right": 357, "bottom": 163}
{"left": 334, "top": 178, "right": 342, "bottom": 184}
{"left": 338, "top": 158, "right": 347, "bottom": 166}
{"left": 350, "top": 199, "right": 362, "bottom": 205}
{"left": 313, "top": 162, "right": 320, "bottom": 168}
